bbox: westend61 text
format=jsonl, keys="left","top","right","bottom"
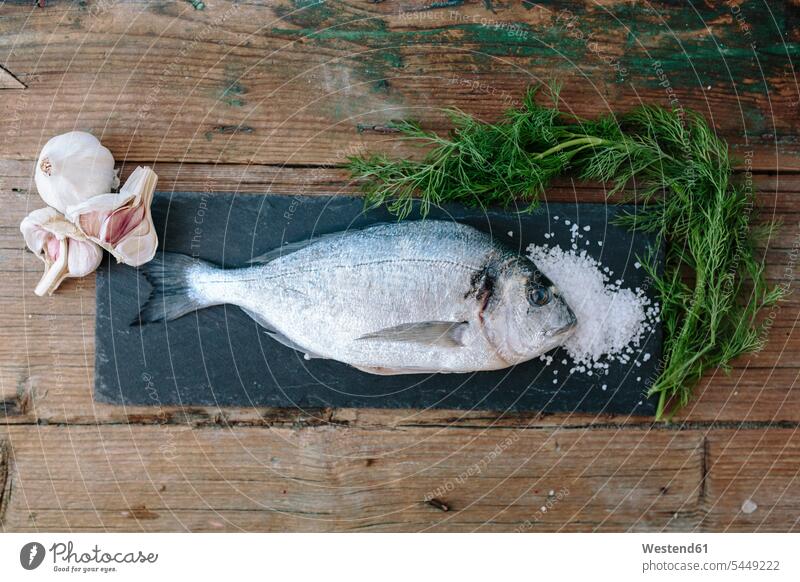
{"left": 642, "top": 543, "right": 708, "bottom": 554}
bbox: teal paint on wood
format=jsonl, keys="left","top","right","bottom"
{"left": 259, "top": 0, "right": 793, "bottom": 142}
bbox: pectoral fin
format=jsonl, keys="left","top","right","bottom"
{"left": 240, "top": 307, "right": 322, "bottom": 360}
{"left": 352, "top": 364, "right": 441, "bottom": 376}
{"left": 266, "top": 331, "right": 323, "bottom": 360}
{"left": 356, "top": 321, "right": 468, "bottom": 348}
{"left": 241, "top": 307, "right": 274, "bottom": 331}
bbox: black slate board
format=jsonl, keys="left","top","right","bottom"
{"left": 95, "top": 193, "right": 662, "bottom": 415}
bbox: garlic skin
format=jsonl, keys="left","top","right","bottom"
{"left": 20, "top": 207, "right": 103, "bottom": 296}
{"left": 35, "top": 131, "right": 119, "bottom": 214}
{"left": 65, "top": 166, "right": 158, "bottom": 267}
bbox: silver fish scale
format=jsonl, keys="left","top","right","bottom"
{"left": 190, "top": 221, "right": 559, "bottom": 374}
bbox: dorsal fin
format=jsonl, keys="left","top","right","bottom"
{"left": 248, "top": 237, "right": 323, "bottom": 265}
{"left": 247, "top": 222, "right": 400, "bottom": 265}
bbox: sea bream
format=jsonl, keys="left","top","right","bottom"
{"left": 138, "top": 220, "right": 577, "bottom": 375}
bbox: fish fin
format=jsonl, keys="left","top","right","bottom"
{"left": 248, "top": 239, "right": 318, "bottom": 264}
{"left": 247, "top": 223, "right": 400, "bottom": 265}
{"left": 239, "top": 307, "right": 323, "bottom": 359}
{"left": 241, "top": 307, "right": 275, "bottom": 331}
{"left": 266, "top": 331, "right": 323, "bottom": 360}
{"left": 352, "top": 364, "right": 442, "bottom": 376}
{"left": 136, "top": 253, "right": 214, "bottom": 324}
{"left": 356, "top": 321, "right": 468, "bottom": 348}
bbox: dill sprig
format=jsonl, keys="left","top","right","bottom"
{"left": 348, "top": 85, "right": 784, "bottom": 419}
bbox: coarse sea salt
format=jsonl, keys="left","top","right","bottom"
{"left": 528, "top": 243, "right": 657, "bottom": 371}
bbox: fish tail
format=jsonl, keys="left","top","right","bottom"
{"left": 136, "top": 252, "right": 217, "bottom": 324}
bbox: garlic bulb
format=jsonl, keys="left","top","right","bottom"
{"left": 35, "top": 131, "right": 119, "bottom": 214}
{"left": 65, "top": 166, "right": 158, "bottom": 267}
{"left": 20, "top": 207, "right": 103, "bottom": 296}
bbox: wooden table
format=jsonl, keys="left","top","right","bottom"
{"left": 1, "top": 0, "right": 798, "bottom": 532}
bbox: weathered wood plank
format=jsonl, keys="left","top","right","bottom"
{"left": 3, "top": 355, "right": 800, "bottom": 426}
{"left": 0, "top": 424, "right": 705, "bottom": 532}
{"left": 0, "top": 1, "right": 796, "bottom": 169}
{"left": 2, "top": 159, "right": 799, "bottom": 425}
{"left": 704, "top": 430, "right": 800, "bottom": 532}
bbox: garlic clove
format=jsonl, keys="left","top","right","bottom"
{"left": 34, "top": 237, "right": 69, "bottom": 297}
{"left": 111, "top": 216, "right": 158, "bottom": 267}
{"left": 67, "top": 237, "right": 104, "bottom": 278}
{"left": 21, "top": 207, "right": 78, "bottom": 252}
{"left": 20, "top": 207, "right": 103, "bottom": 296}
{"left": 21, "top": 207, "right": 58, "bottom": 256}
{"left": 65, "top": 166, "right": 158, "bottom": 267}
{"left": 35, "top": 131, "right": 119, "bottom": 214}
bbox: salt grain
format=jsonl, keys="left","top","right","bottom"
{"left": 528, "top": 243, "right": 656, "bottom": 369}
{"left": 741, "top": 499, "right": 757, "bottom": 514}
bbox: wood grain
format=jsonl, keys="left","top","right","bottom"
{"left": 0, "top": 424, "right": 706, "bottom": 532}
{"left": 704, "top": 430, "right": 800, "bottom": 532}
{"left": 2, "top": 425, "right": 795, "bottom": 533}
{"left": 0, "top": 1, "right": 797, "bottom": 169}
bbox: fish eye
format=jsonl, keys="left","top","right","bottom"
{"left": 528, "top": 286, "right": 551, "bottom": 306}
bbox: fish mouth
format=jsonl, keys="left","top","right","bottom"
{"left": 548, "top": 319, "right": 577, "bottom": 337}
{"left": 547, "top": 305, "right": 577, "bottom": 337}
